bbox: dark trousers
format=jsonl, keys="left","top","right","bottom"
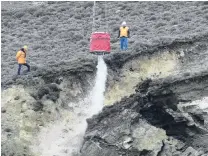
{"left": 18, "top": 63, "right": 30, "bottom": 75}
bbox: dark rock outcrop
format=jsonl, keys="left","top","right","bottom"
{"left": 80, "top": 73, "right": 208, "bottom": 156}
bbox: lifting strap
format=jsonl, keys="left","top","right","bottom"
{"left": 92, "top": 1, "right": 108, "bottom": 33}
{"left": 104, "top": 1, "right": 108, "bottom": 32}
{"left": 92, "top": 1, "right": 96, "bottom": 33}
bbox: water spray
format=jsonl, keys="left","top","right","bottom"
{"left": 90, "top": 56, "right": 108, "bottom": 116}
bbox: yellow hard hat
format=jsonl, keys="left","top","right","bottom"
{"left": 23, "top": 45, "right": 28, "bottom": 51}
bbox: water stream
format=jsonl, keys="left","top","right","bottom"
{"left": 32, "top": 56, "right": 108, "bottom": 156}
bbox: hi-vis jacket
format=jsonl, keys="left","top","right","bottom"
{"left": 16, "top": 50, "right": 26, "bottom": 64}
{"left": 119, "top": 26, "right": 129, "bottom": 37}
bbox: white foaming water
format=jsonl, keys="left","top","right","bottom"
{"left": 89, "top": 56, "right": 108, "bottom": 116}
{"left": 32, "top": 56, "right": 108, "bottom": 156}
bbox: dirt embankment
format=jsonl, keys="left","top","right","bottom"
{"left": 79, "top": 34, "right": 208, "bottom": 156}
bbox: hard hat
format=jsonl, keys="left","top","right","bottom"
{"left": 23, "top": 45, "right": 28, "bottom": 51}
{"left": 121, "top": 21, "right": 126, "bottom": 26}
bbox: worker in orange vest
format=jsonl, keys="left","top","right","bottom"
{"left": 16, "top": 45, "right": 30, "bottom": 75}
{"left": 118, "top": 21, "right": 130, "bottom": 51}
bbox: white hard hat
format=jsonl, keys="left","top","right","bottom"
{"left": 121, "top": 21, "right": 126, "bottom": 26}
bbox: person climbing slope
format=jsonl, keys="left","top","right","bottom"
{"left": 118, "top": 21, "right": 130, "bottom": 51}
{"left": 16, "top": 45, "right": 30, "bottom": 75}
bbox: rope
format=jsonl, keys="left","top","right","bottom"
{"left": 92, "top": 1, "right": 108, "bottom": 33}
{"left": 104, "top": 1, "right": 108, "bottom": 32}
{"left": 92, "top": 1, "right": 96, "bottom": 33}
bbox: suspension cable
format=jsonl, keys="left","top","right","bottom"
{"left": 92, "top": 1, "right": 96, "bottom": 33}
{"left": 104, "top": 1, "right": 107, "bottom": 32}
{"left": 92, "top": 1, "right": 108, "bottom": 33}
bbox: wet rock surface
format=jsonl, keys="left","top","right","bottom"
{"left": 80, "top": 73, "right": 208, "bottom": 156}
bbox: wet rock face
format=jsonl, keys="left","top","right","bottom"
{"left": 82, "top": 108, "right": 167, "bottom": 156}
{"left": 80, "top": 76, "right": 208, "bottom": 155}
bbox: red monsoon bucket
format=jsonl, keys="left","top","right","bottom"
{"left": 90, "top": 32, "right": 111, "bottom": 55}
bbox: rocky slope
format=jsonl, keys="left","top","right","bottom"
{"left": 81, "top": 72, "right": 208, "bottom": 156}
{"left": 79, "top": 28, "right": 208, "bottom": 155}
{"left": 1, "top": 1, "right": 208, "bottom": 156}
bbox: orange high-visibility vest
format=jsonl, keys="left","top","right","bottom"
{"left": 120, "top": 26, "right": 129, "bottom": 37}
{"left": 16, "top": 51, "right": 26, "bottom": 64}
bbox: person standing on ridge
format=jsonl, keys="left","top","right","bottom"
{"left": 118, "top": 21, "right": 130, "bottom": 51}
{"left": 16, "top": 45, "right": 30, "bottom": 75}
